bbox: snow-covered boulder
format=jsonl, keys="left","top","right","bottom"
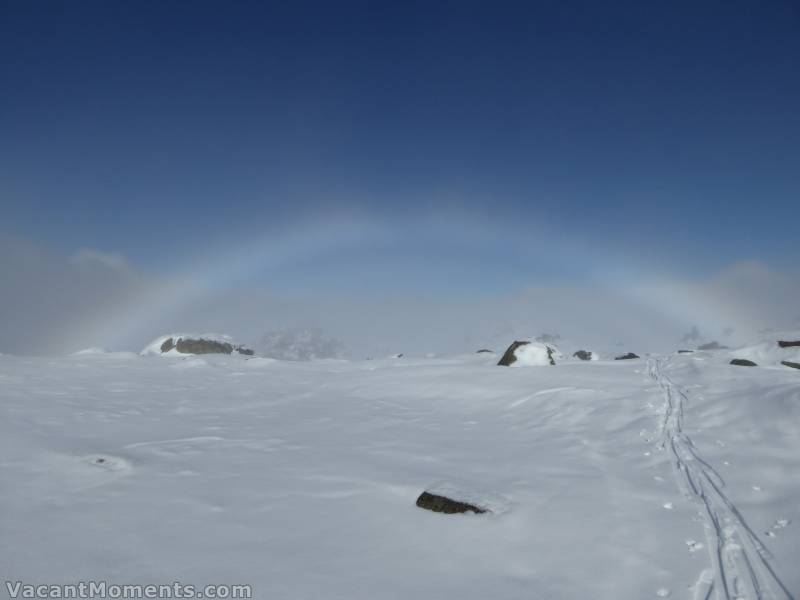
{"left": 141, "top": 334, "right": 253, "bottom": 356}
{"left": 497, "top": 340, "right": 559, "bottom": 366}
{"left": 615, "top": 352, "right": 639, "bottom": 360}
{"left": 573, "top": 350, "right": 598, "bottom": 361}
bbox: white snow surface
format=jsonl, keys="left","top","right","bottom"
{"left": 1, "top": 349, "right": 798, "bottom": 599}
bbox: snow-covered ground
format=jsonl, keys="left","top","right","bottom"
{"left": 1, "top": 348, "right": 797, "bottom": 599}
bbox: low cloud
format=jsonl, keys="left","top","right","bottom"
{"left": 0, "top": 236, "right": 151, "bottom": 354}
{"left": 0, "top": 234, "right": 797, "bottom": 356}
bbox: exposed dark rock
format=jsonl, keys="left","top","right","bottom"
{"left": 698, "top": 341, "right": 728, "bottom": 350}
{"left": 573, "top": 350, "right": 593, "bottom": 361}
{"left": 781, "top": 361, "right": 800, "bottom": 370}
{"left": 778, "top": 340, "right": 800, "bottom": 348}
{"left": 546, "top": 346, "right": 556, "bottom": 365}
{"left": 476, "top": 349, "right": 494, "bottom": 354}
{"left": 175, "top": 338, "right": 233, "bottom": 354}
{"left": 730, "top": 359, "right": 757, "bottom": 367}
{"left": 415, "top": 491, "right": 487, "bottom": 514}
{"left": 159, "top": 337, "right": 253, "bottom": 355}
{"left": 497, "top": 341, "right": 529, "bottom": 366}
{"left": 677, "top": 350, "right": 694, "bottom": 354}
{"left": 615, "top": 353, "right": 639, "bottom": 360}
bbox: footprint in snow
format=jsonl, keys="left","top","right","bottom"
{"left": 686, "top": 539, "right": 704, "bottom": 552}
{"left": 766, "top": 519, "right": 791, "bottom": 536}
{"left": 83, "top": 455, "right": 131, "bottom": 472}
{"left": 774, "top": 518, "right": 790, "bottom": 529}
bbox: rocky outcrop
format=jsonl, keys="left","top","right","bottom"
{"left": 415, "top": 491, "right": 487, "bottom": 514}
{"left": 476, "top": 349, "right": 494, "bottom": 354}
{"left": 730, "top": 359, "right": 757, "bottom": 367}
{"left": 497, "top": 341, "right": 556, "bottom": 366}
{"left": 159, "top": 337, "right": 254, "bottom": 356}
{"left": 781, "top": 361, "right": 800, "bottom": 370}
{"left": 498, "top": 341, "right": 529, "bottom": 366}
{"left": 677, "top": 350, "right": 694, "bottom": 354}
{"left": 615, "top": 353, "right": 639, "bottom": 360}
{"left": 573, "top": 350, "right": 593, "bottom": 361}
{"left": 778, "top": 340, "right": 800, "bottom": 348}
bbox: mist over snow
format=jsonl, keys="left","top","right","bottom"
{"left": 1, "top": 231, "right": 798, "bottom": 358}
{"left": 256, "top": 328, "right": 345, "bottom": 361}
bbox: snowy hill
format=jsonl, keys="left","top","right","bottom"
{"left": 0, "top": 347, "right": 797, "bottom": 599}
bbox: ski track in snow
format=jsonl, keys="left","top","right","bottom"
{"left": 648, "top": 357, "right": 793, "bottom": 600}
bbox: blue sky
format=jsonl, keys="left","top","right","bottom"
{"left": 1, "top": 1, "right": 799, "bottom": 353}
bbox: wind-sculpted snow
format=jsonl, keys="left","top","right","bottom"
{"left": 0, "top": 351, "right": 797, "bottom": 599}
